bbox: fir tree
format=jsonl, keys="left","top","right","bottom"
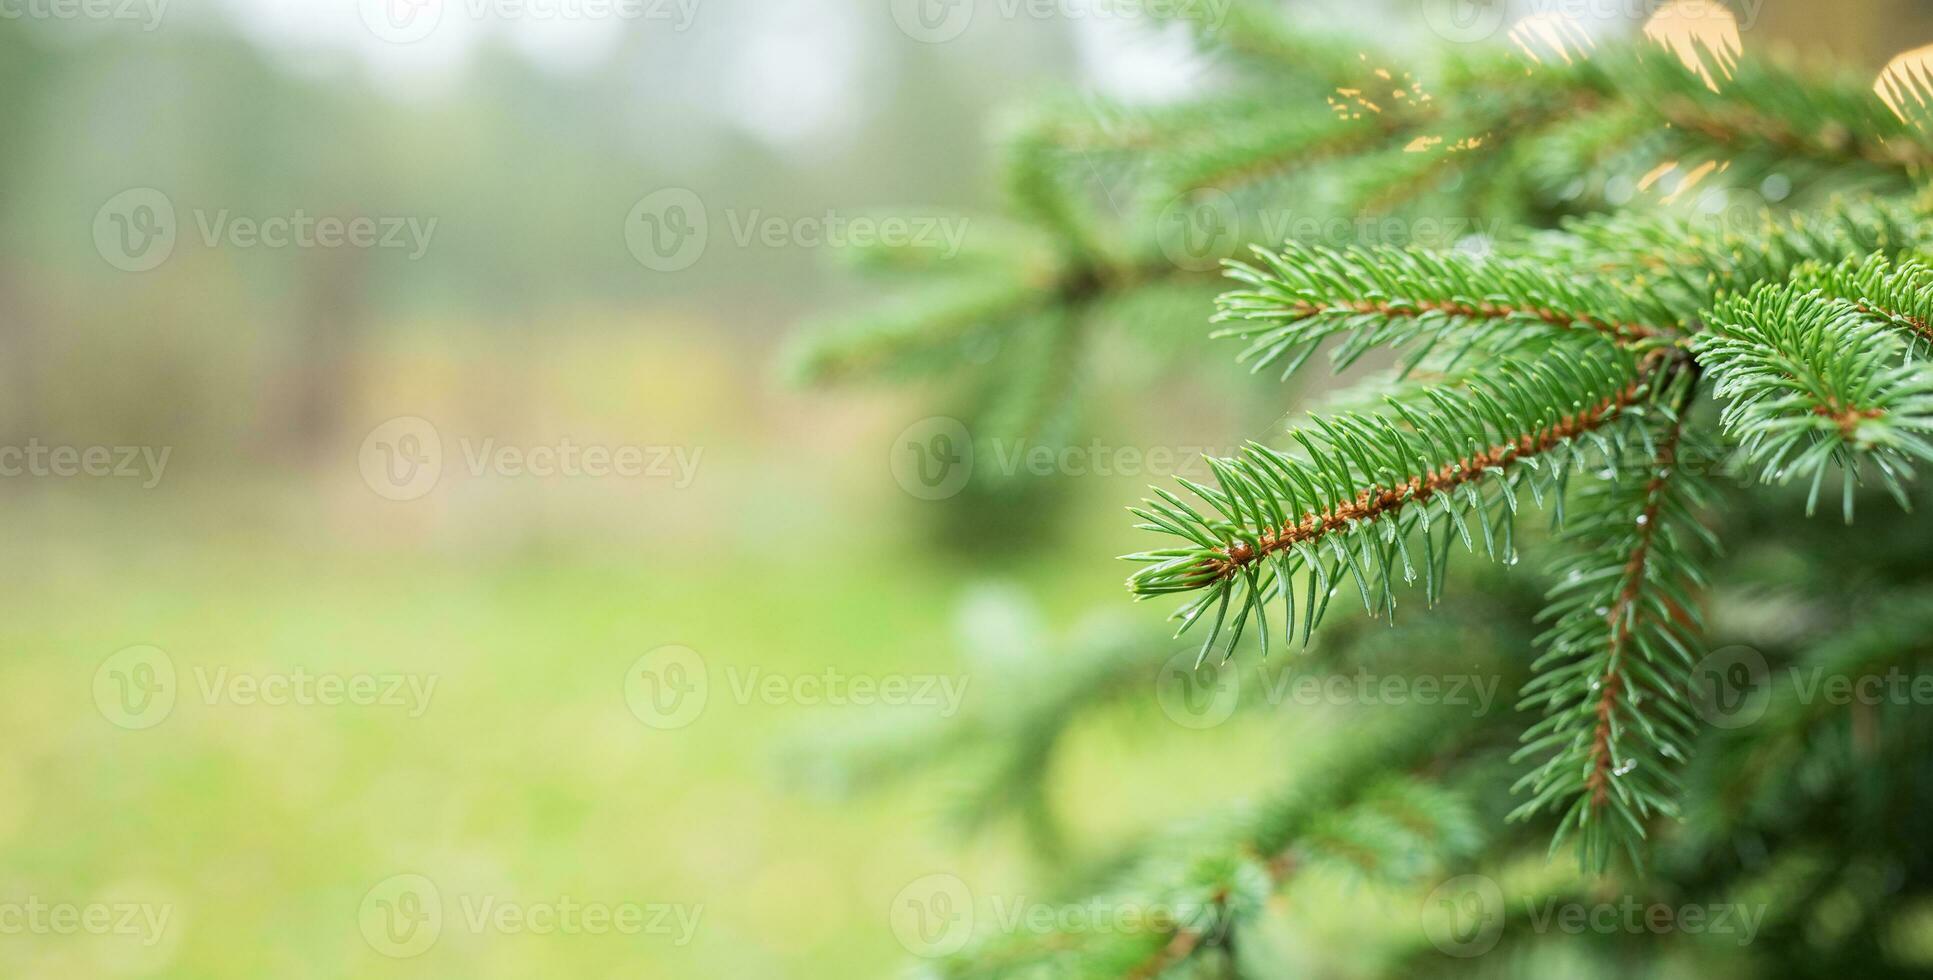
{"left": 789, "top": 3, "right": 1933, "bottom": 976}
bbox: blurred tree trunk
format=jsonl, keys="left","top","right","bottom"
{"left": 274, "top": 245, "right": 368, "bottom": 461}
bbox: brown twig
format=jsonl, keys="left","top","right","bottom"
{"left": 1582, "top": 385, "right": 1692, "bottom": 807}
{"left": 1204, "top": 368, "right": 1656, "bottom": 584}
{"left": 1288, "top": 297, "right": 1658, "bottom": 343}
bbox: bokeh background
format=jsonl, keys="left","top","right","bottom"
{"left": 6, "top": 0, "right": 1933, "bottom": 976}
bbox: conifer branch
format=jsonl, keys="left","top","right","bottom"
{"left": 1509, "top": 364, "right": 1718, "bottom": 871}
{"left": 1215, "top": 242, "right": 1668, "bottom": 380}
{"left": 1792, "top": 253, "right": 1933, "bottom": 349}
{"left": 1126, "top": 346, "right": 1660, "bottom": 661}
{"left": 1697, "top": 280, "right": 1933, "bottom": 515}
{"left": 1527, "top": 199, "right": 1933, "bottom": 319}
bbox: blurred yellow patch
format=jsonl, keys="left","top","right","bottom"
{"left": 1644, "top": 0, "right": 1743, "bottom": 91}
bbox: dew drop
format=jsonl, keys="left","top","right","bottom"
{"left": 1635, "top": 514, "right": 1650, "bottom": 526}
{"left": 1613, "top": 759, "right": 1637, "bottom": 776}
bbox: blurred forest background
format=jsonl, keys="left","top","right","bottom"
{"left": 6, "top": 0, "right": 1933, "bottom": 977}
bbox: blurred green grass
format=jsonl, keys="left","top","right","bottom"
{"left": 0, "top": 321, "right": 1278, "bottom": 976}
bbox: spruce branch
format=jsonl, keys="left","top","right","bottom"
{"left": 921, "top": 711, "right": 1483, "bottom": 978}
{"left": 1509, "top": 364, "right": 1718, "bottom": 872}
{"left": 1215, "top": 241, "right": 1669, "bottom": 379}
{"left": 1697, "top": 279, "right": 1933, "bottom": 515}
{"left": 1529, "top": 198, "right": 1932, "bottom": 319}
{"left": 1125, "top": 346, "right": 1661, "bottom": 662}
{"left": 1790, "top": 252, "right": 1933, "bottom": 349}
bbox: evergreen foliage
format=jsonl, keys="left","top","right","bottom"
{"left": 790, "top": 3, "right": 1933, "bottom": 975}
